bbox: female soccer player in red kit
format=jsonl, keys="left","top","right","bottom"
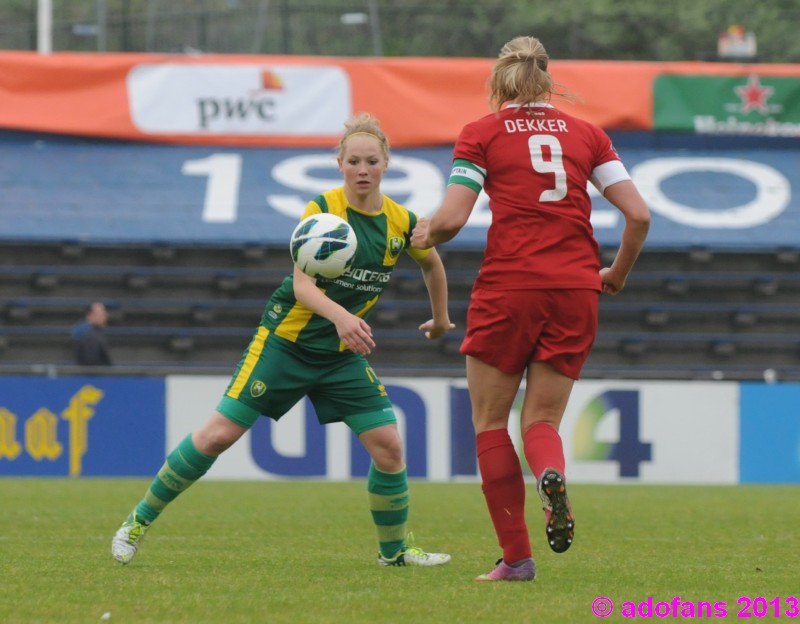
{"left": 412, "top": 35, "right": 650, "bottom": 582}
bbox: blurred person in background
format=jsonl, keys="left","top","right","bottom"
{"left": 72, "top": 301, "right": 113, "bottom": 366}
{"left": 412, "top": 35, "right": 651, "bottom": 582}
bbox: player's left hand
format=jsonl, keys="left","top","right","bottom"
{"left": 418, "top": 318, "right": 455, "bottom": 340}
{"left": 599, "top": 267, "right": 626, "bottom": 296}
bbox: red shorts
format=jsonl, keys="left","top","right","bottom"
{"left": 460, "top": 288, "right": 599, "bottom": 379}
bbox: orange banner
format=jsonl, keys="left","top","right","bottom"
{"left": 0, "top": 51, "right": 797, "bottom": 147}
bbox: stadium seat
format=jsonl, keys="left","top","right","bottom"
{"left": 775, "top": 249, "right": 799, "bottom": 265}
{"left": 753, "top": 277, "right": 779, "bottom": 297}
{"left": 709, "top": 339, "right": 737, "bottom": 358}
{"left": 32, "top": 272, "right": 59, "bottom": 290}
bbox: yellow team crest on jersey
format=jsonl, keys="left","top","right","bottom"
{"left": 250, "top": 380, "right": 267, "bottom": 397}
{"left": 388, "top": 236, "right": 404, "bottom": 259}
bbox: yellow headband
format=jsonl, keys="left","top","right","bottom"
{"left": 343, "top": 131, "right": 381, "bottom": 143}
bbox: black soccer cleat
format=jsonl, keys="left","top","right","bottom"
{"left": 537, "top": 468, "right": 575, "bottom": 554}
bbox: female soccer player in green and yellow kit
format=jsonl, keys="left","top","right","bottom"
{"left": 112, "top": 113, "right": 455, "bottom": 568}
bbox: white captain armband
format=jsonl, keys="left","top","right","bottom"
{"left": 590, "top": 160, "right": 631, "bottom": 194}
{"left": 448, "top": 158, "right": 486, "bottom": 193}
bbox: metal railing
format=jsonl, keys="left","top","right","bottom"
{"left": 2, "top": 1, "right": 799, "bottom": 62}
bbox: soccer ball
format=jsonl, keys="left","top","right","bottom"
{"left": 290, "top": 213, "right": 358, "bottom": 279}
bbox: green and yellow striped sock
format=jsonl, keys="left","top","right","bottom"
{"left": 131, "top": 434, "right": 217, "bottom": 524}
{"left": 367, "top": 463, "right": 409, "bottom": 559}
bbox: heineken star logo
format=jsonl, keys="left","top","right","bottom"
{"left": 654, "top": 74, "right": 799, "bottom": 136}
{"left": 734, "top": 75, "right": 774, "bottom": 114}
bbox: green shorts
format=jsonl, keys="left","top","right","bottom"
{"left": 216, "top": 327, "right": 396, "bottom": 435}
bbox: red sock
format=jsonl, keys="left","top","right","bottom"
{"left": 476, "top": 429, "right": 531, "bottom": 563}
{"left": 522, "top": 422, "right": 565, "bottom": 479}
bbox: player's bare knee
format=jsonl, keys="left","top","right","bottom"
{"left": 370, "top": 443, "right": 404, "bottom": 472}
{"left": 193, "top": 419, "right": 242, "bottom": 456}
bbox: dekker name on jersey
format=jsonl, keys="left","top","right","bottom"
{"left": 504, "top": 117, "right": 568, "bottom": 133}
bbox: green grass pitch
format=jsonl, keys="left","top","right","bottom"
{"left": 1, "top": 479, "right": 797, "bottom": 623}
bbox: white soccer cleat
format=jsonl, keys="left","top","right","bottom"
{"left": 111, "top": 513, "right": 150, "bottom": 564}
{"left": 377, "top": 532, "right": 451, "bottom": 567}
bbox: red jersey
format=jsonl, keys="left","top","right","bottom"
{"left": 453, "top": 103, "right": 623, "bottom": 291}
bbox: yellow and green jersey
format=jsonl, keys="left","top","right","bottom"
{"left": 262, "top": 186, "right": 431, "bottom": 353}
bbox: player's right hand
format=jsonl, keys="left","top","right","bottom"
{"left": 411, "top": 217, "right": 432, "bottom": 249}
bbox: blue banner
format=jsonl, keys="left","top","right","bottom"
{"left": 1, "top": 131, "right": 799, "bottom": 250}
{"left": 740, "top": 383, "right": 800, "bottom": 484}
{"left": 2, "top": 374, "right": 800, "bottom": 483}
{"left": 0, "top": 376, "right": 166, "bottom": 476}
